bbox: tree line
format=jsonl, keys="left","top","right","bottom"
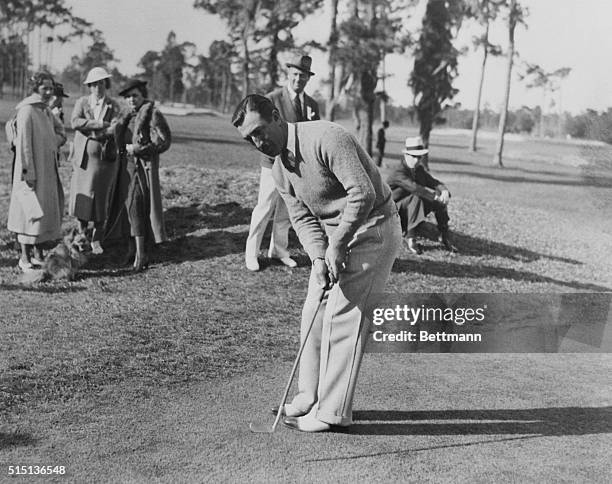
{"left": 2, "top": 0, "right": 595, "bottom": 166}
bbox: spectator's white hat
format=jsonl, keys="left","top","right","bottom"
{"left": 403, "top": 136, "right": 429, "bottom": 156}
{"left": 83, "top": 67, "right": 111, "bottom": 85}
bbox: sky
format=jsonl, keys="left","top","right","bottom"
{"left": 42, "top": 0, "right": 612, "bottom": 114}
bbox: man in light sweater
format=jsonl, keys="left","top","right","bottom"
{"left": 244, "top": 55, "right": 320, "bottom": 271}
{"left": 232, "top": 94, "right": 402, "bottom": 432}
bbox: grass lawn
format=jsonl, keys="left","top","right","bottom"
{"left": 0, "top": 99, "right": 611, "bottom": 482}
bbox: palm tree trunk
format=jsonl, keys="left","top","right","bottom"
{"left": 325, "top": 0, "right": 339, "bottom": 121}
{"left": 493, "top": 0, "right": 517, "bottom": 167}
{"left": 470, "top": 21, "right": 489, "bottom": 152}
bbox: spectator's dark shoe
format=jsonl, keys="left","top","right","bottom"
{"left": 438, "top": 232, "right": 458, "bottom": 253}
{"left": 404, "top": 237, "right": 423, "bottom": 255}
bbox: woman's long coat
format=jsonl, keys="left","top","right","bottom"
{"left": 111, "top": 101, "right": 171, "bottom": 243}
{"left": 7, "top": 94, "right": 64, "bottom": 244}
{"left": 69, "top": 95, "right": 121, "bottom": 222}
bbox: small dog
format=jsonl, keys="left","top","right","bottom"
{"left": 20, "top": 229, "right": 90, "bottom": 283}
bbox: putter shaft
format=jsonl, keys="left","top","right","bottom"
{"left": 249, "top": 288, "right": 327, "bottom": 434}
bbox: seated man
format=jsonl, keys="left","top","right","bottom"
{"left": 386, "top": 136, "right": 456, "bottom": 254}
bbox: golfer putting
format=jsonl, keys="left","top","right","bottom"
{"left": 233, "top": 94, "right": 401, "bottom": 433}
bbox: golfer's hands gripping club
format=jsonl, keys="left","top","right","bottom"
{"left": 311, "top": 245, "right": 346, "bottom": 290}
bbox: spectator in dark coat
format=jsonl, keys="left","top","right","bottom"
{"left": 375, "top": 120, "right": 389, "bottom": 166}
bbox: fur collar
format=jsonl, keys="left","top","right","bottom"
{"left": 131, "top": 100, "right": 155, "bottom": 146}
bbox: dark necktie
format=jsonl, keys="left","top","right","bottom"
{"left": 293, "top": 95, "right": 303, "bottom": 122}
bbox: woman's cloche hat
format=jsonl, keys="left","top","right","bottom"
{"left": 118, "top": 78, "right": 148, "bottom": 97}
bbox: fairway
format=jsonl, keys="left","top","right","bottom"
{"left": 1, "top": 104, "right": 611, "bottom": 482}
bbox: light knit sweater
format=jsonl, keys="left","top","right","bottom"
{"left": 272, "top": 120, "right": 395, "bottom": 261}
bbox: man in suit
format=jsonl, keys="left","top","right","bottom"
{"left": 244, "top": 55, "right": 320, "bottom": 271}
{"left": 233, "top": 94, "right": 401, "bottom": 432}
{"left": 386, "top": 136, "right": 457, "bottom": 254}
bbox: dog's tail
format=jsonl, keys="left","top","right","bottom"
{"left": 19, "top": 269, "right": 46, "bottom": 284}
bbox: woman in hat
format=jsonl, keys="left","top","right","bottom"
{"left": 113, "top": 78, "right": 171, "bottom": 271}
{"left": 7, "top": 72, "right": 65, "bottom": 271}
{"left": 69, "top": 66, "right": 121, "bottom": 254}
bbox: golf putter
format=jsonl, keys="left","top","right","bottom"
{"left": 249, "top": 288, "right": 327, "bottom": 434}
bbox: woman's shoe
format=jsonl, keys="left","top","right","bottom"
{"left": 91, "top": 241, "right": 104, "bottom": 255}
{"left": 18, "top": 259, "right": 34, "bottom": 272}
{"left": 404, "top": 237, "right": 423, "bottom": 255}
{"left": 133, "top": 254, "right": 149, "bottom": 272}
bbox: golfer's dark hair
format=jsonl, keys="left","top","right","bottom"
{"left": 232, "top": 94, "right": 275, "bottom": 127}
{"left": 28, "top": 71, "right": 55, "bottom": 95}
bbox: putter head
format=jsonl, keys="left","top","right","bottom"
{"left": 249, "top": 409, "right": 283, "bottom": 434}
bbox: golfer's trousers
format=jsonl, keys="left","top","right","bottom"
{"left": 291, "top": 212, "right": 402, "bottom": 426}
{"left": 245, "top": 166, "right": 292, "bottom": 260}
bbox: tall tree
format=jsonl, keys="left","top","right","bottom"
{"left": 207, "top": 39, "right": 237, "bottom": 111}
{"left": 519, "top": 62, "right": 571, "bottom": 137}
{"left": 194, "top": 0, "right": 260, "bottom": 96}
{"left": 325, "top": 0, "right": 340, "bottom": 121}
{"left": 253, "top": 0, "right": 323, "bottom": 92}
{"left": 336, "top": 0, "right": 412, "bottom": 154}
{"left": 467, "top": 0, "right": 502, "bottom": 152}
{"left": 409, "top": 0, "right": 465, "bottom": 148}
{"left": 0, "top": 0, "right": 93, "bottom": 95}
{"left": 137, "top": 32, "right": 195, "bottom": 102}
{"left": 492, "top": 0, "right": 527, "bottom": 167}
{"left": 59, "top": 31, "right": 119, "bottom": 91}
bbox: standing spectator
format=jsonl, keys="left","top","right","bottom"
{"left": 233, "top": 95, "right": 401, "bottom": 432}
{"left": 375, "top": 120, "right": 389, "bottom": 167}
{"left": 7, "top": 72, "right": 65, "bottom": 271}
{"left": 244, "top": 54, "right": 320, "bottom": 271}
{"left": 114, "top": 79, "right": 171, "bottom": 272}
{"left": 69, "top": 67, "right": 121, "bottom": 255}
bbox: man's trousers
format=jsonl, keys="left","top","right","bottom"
{"left": 245, "top": 166, "right": 292, "bottom": 261}
{"left": 289, "top": 212, "right": 402, "bottom": 426}
{"left": 396, "top": 193, "right": 450, "bottom": 237}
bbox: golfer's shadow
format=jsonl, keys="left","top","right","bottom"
{"left": 349, "top": 406, "right": 612, "bottom": 436}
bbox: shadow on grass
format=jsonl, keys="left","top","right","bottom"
{"left": 0, "top": 431, "right": 38, "bottom": 450}
{"left": 165, "top": 202, "right": 252, "bottom": 238}
{"left": 348, "top": 407, "right": 612, "bottom": 436}
{"left": 154, "top": 230, "right": 248, "bottom": 264}
{"left": 0, "top": 282, "right": 87, "bottom": 293}
{"left": 0, "top": 257, "right": 17, "bottom": 268}
{"left": 433, "top": 167, "right": 612, "bottom": 189}
{"left": 172, "top": 133, "right": 245, "bottom": 147}
{"left": 392, "top": 258, "right": 610, "bottom": 292}
{"left": 384, "top": 152, "right": 475, "bottom": 166}
{"left": 415, "top": 223, "right": 580, "bottom": 265}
